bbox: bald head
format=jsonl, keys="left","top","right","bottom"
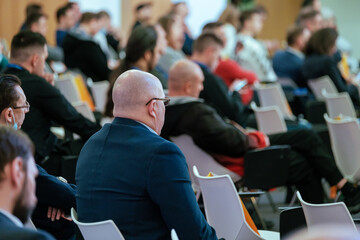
{"left": 112, "top": 70, "right": 166, "bottom": 134}
{"left": 168, "top": 60, "right": 204, "bottom": 98}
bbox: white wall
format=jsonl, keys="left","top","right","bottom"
{"left": 72, "top": 0, "right": 122, "bottom": 28}
{"left": 322, "top": 0, "right": 360, "bottom": 60}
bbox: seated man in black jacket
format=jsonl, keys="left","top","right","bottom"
{"left": 3, "top": 31, "right": 101, "bottom": 177}
{"left": 0, "top": 74, "right": 76, "bottom": 240}
{"left": 161, "top": 59, "right": 360, "bottom": 212}
{"left": 62, "top": 12, "right": 111, "bottom": 82}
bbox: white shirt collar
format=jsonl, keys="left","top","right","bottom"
{"left": 0, "top": 209, "right": 23, "bottom": 227}
{"left": 135, "top": 121, "right": 158, "bottom": 135}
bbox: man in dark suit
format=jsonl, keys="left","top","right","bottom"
{"left": 76, "top": 70, "right": 217, "bottom": 240}
{"left": 0, "top": 127, "right": 55, "bottom": 240}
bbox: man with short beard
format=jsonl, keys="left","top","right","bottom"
{"left": 0, "top": 127, "right": 55, "bottom": 240}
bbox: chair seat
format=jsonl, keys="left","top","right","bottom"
{"left": 258, "top": 230, "right": 280, "bottom": 240}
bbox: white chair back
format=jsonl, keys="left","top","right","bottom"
{"left": 255, "top": 83, "right": 296, "bottom": 120}
{"left": 250, "top": 102, "right": 287, "bottom": 135}
{"left": 322, "top": 89, "right": 356, "bottom": 118}
{"left": 296, "top": 191, "right": 357, "bottom": 234}
{"left": 308, "top": 75, "right": 338, "bottom": 100}
{"left": 71, "top": 208, "right": 125, "bottom": 240}
{"left": 171, "top": 229, "right": 179, "bottom": 240}
{"left": 324, "top": 114, "right": 360, "bottom": 182}
{"left": 90, "top": 80, "right": 110, "bottom": 113}
{"left": 55, "top": 78, "right": 81, "bottom": 103}
{"left": 193, "top": 166, "right": 263, "bottom": 240}
{"left": 170, "top": 135, "right": 241, "bottom": 197}
{"left": 73, "top": 101, "right": 96, "bottom": 122}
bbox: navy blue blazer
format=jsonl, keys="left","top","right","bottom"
{"left": 76, "top": 117, "right": 217, "bottom": 240}
{"left": 0, "top": 212, "right": 55, "bottom": 240}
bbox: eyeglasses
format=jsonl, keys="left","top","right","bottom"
{"left": 145, "top": 97, "right": 170, "bottom": 106}
{"left": 13, "top": 101, "right": 30, "bottom": 111}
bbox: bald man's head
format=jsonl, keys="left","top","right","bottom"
{"left": 168, "top": 60, "right": 204, "bottom": 98}
{"left": 112, "top": 70, "right": 166, "bottom": 134}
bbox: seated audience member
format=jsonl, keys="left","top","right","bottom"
{"left": 105, "top": 25, "right": 165, "bottom": 117}
{"left": 0, "top": 41, "right": 8, "bottom": 72}
{"left": 192, "top": 33, "right": 251, "bottom": 127}
{"left": 302, "top": 28, "right": 360, "bottom": 107}
{"left": 203, "top": 22, "right": 258, "bottom": 105}
{"left": 76, "top": 70, "right": 218, "bottom": 240}
{"left": 297, "top": 10, "right": 323, "bottom": 33}
{"left": 0, "top": 126, "right": 55, "bottom": 240}
{"left": 300, "top": 0, "right": 322, "bottom": 14}
{"left": 273, "top": 26, "right": 311, "bottom": 87}
{"left": 236, "top": 9, "right": 277, "bottom": 82}
{"left": 20, "top": 3, "right": 43, "bottom": 31}
{"left": 157, "top": 14, "right": 185, "bottom": 74}
{"left": 63, "top": 12, "right": 110, "bottom": 82}
{"left": 132, "top": 2, "right": 153, "bottom": 31}
{"left": 3, "top": 31, "right": 101, "bottom": 176}
{"left": 25, "top": 12, "right": 64, "bottom": 63}
{"left": 56, "top": 4, "right": 77, "bottom": 47}
{"left": 0, "top": 74, "right": 76, "bottom": 240}
{"left": 162, "top": 59, "right": 360, "bottom": 210}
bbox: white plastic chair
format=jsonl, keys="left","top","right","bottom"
{"left": 324, "top": 113, "right": 360, "bottom": 182}
{"left": 55, "top": 78, "right": 81, "bottom": 103}
{"left": 193, "top": 166, "right": 280, "bottom": 240}
{"left": 171, "top": 229, "right": 179, "bottom": 240}
{"left": 308, "top": 75, "right": 338, "bottom": 100}
{"left": 296, "top": 191, "right": 357, "bottom": 234}
{"left": 250, "top": 102, "right": 287, "bottom": 135}
{"left": 71, "top": 208, "right": 125, "bottom": 240}
{"left": 89, "top": 80, "right": 109, "bottom": 113}
{"left": 73, "top": 101, "right": 96, "bottom": 122}
{"left": 254, "top": 82, "right": 296, "bottom": 121}
{"left": 322, "top": 89, "right": 356, "bottom": 118}
{"left": 170, "top": 135, "right": 241, "bottom": 200}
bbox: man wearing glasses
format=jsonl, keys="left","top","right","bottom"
{"left": 76, "top": 70, "right": 218, "bottom": 240}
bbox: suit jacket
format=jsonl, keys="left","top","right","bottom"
{"left": 0, "top": 212, "right": 55, "bottom": 240}
{"left": 76, "top": 117, "right": 217, "bottom": 240}
{"left": 2, "top": 66, "right": 101, "bottom": 159}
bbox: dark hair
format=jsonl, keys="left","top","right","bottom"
{"left": 0, "top": 127, "right": 34, "bottom": 181}
{"left": 0, "top": 74, "right": 22, "bottom": 113}
{"left": 25, "top": 4, "right": 42, "bottom": 17}
{"left": 56, "top": 5, "right": 72, "bottom": 23}
{"left": 25, "top": 12, "right": 48, "bottom": 30}
{"left": 304, "top": 28, "right": 338, "bottom": 55}
{"left": 202, "top": 22, "right": 225, "bottom": 32}
{"left": 298, "top": 10, "right": 320, "bottom": 24}
{"left": 302, "top": 0, "right": 315, "bottom": 7}
{"left": 135, "top": 2, "right": 152, "bottom": 12}
{"left": 239, "top": 9, "right": 261, "bottom": 27}
{"left": 97, "top": 10, "right": 110, "bottom": 19}
{"left": 105, "top": 25, "right": 158, "bottom": 117}
{"left": 287, "top": 25, "right": 306, "bottom": 46}
{"left": 193, "top": 32, "right": 224, "bottom": 53}
{"left": 80, "top": 12, "right": 99, "bottom": 23}
{"left": 158, "top": 14, "right": 176, "bottom": 36}
{"left": 10, "top": 31, "right": 47, "bottom": 61}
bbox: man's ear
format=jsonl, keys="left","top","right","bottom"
{"left": 30, "top": 54, "right": 39, "bottom": 68}
{"left": 2, "top": 108, "right": 13, "bottom": 124}
{"left": 184, "top": 81, "right": 192, "bottom": 95}
{"left": 144, "top": 50, "right": 152, "bottom": 62}
{"left": 10, "top": 157, "right": 24, "bottom": 188}
{"left": 147, "top": 101, "right": 157, "bottom": 118}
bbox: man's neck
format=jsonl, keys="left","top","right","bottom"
{"left": 8, "top": 61, "right": 32, "bottom": 73}
{"left": 191, "top": 55, "right": 209, "bottom": 69}
{"left": 240, "top": 29, "right": 254, "bottom": 37}
{"left": 133, "top": 61, "right": 149, "bottom": 72}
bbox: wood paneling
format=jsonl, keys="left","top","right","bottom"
{"left": 121, "top": 0, "right": 172, "bottom": 37}
{"left": 0, "top": 0, "right": 68, "bottom": 48}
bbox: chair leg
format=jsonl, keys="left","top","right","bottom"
{"left": 250, "top": 197, "right": 267, "bottom": 230}
{"left": 265, "top": 191, "right": 278, "bottom": 213}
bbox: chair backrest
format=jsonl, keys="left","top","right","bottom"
{"left": 90, "top": 80, "right": 110, "bottom": 113}
{"left": 250, "top": 102, "right": 287, "bottom": 135}
{"left": 73, "top": 101, "right": 96, "bottom": 122}
{"left": 324, "top": 113, "right": 360, "bottom": 182}
{"left": 71, "top": 208, "right": 125, "bottom": 240}
{"left": 55, "top": 77, "right": 81, "bottom": 103}
{"left": 296, "top": 191, "right": 357, "bottom": 234}
{"left": 170, "top": 135, "right": 241, "bottom": 193}
{"left": 255, "top": 82, "right": 296, "bottom": 120}
{"left": 171, "top": 229, "right": 179, "bottom": 240}
{"left": 308, "top": 75, "right": 338, "bottom": 100}
{"left": 322, "top": 89, "right": 356, "bottom": 118}
{"left": 193, "top": 166, "right": 263, "bottom": 240}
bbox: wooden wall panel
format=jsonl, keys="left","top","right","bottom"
{"left": 121, "top": 0, "right": 172, "bottom": 37}
{"left": 256, "top": 0, "right": 303, "bottom": 42}
{"left": 0, "top": 0, "right": 68, "bottom": 49}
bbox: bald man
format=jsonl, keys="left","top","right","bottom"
{"left": 162, "top": 60, "right": 360, "bottom": 210}
{"left": 75, "top": 70, "right": 217, "bottom": 240}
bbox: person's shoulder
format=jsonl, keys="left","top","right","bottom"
{"left": 0, "top": 225, "right": 55, "bottom": 240}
